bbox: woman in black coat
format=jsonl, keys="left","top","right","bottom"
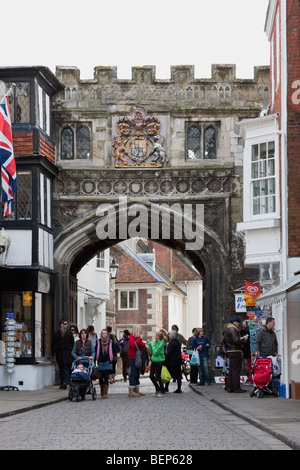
{"left": 164, "top": 330, "right": 182, "bottom": 393}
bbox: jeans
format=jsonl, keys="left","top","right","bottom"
{"left": 198, "top": 357, "right": 211, "bottom": 384}
{"left": 129, "top": 358, "right": 140, "bottom": 386}
{"left": 59, "top": 363, "right": 71, "bottom": 385}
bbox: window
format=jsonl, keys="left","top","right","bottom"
{"left": 1, "top": 292, "right": 33, "bottom": 360}
{"left": 251, "top": 141, "right": 276, "bottom": 215}
{"left": 61, "top": 127, "right": 74, "bottom": 160}
{"left": 186, "top": 123, "right": 217, "bottom": 160}
{"left": 36, "top": 82, "right": 51, "bottom": 135}
{"left": 96, "top": 251, "right": 105, "bottom": 269}
{"left": 1, "top": 171, "right": 32, "bottom": 220}
{"left": 61, "top": 125, "right": 91, "bottom": 160}
{"left": 7, "top": 82, "right": 30, "bottom": 124}
{"left": 119, "top": 290, "right": 137, "bottom": 310}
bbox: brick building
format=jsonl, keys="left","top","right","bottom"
{"left": 237, "top": 0, "right": 300, "bottom": 397}
{"left": 113, "top": 240, "right": 202, "bottom": 342}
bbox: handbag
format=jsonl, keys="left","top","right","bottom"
{"left": 161, "top": 365, "right": 172, "bottom": 384}
{"left": 219, "top": 339, "right": 227, "bottom": 357}
{"left": 135, "top": 342, "right": 142, "bottom": 369}
{"left": 91, "top": 366, "right": 100, "bottom": 380}
{"left": 190, "top": 349, "right": 200, "bottom": 366}
{"left": 99, "top": 361, "right": 113, "bottom": 371}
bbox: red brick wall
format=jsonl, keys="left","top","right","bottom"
{"left": 287, "top": 0, "right": 300, "bottom": 255}
{"left": 12, "top": 131, "right": 33, "bottom": 155}
{"left": 39, "top": 134, "right": 55, "bottom": 163}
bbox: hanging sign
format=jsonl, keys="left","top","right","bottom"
{"left": 244, "top": 281, "right": 261, "bottom": 307}
{"left": 23, "top": 291, "right": 32, "bottom": 307}
{"left": 235, "top": 294, "right": 246, "bottom": 313}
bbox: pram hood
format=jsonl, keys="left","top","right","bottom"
{"left": 253, "top": 357, "right": 273, "bottom": 387}
{"left": 72, "top": 356, "right": 94, "bottom": 369}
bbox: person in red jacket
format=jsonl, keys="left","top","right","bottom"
{"left": 128, "top": 324, "right": 145, "bottom": 397}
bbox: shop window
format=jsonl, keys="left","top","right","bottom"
{"left": 1, "top": 292, "right": 33, "bottom": 360}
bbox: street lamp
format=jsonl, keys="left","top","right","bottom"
{"left": 109, "top": 257, "right": 119, "bottom": 279}
{"left": 0, "top": 228, "right": 10, "bottom": 266}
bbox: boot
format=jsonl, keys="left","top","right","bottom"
{"left": 102, "top": 384, "right": 109, "bottom": 398}
{"left": 100, "top": 383, "right": 104, "bottom": 397}
{"left": 128, "top": 386, "right": 140, "bottom": 397}
{"left": 134, "top": 386, "right": 145, "bottom": 396}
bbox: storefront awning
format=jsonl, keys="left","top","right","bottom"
{"left": 257, "top": 274, "right": 300, "bottom": 306}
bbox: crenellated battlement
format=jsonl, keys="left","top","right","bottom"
{"left": 55, "top": 64, "right": 270, "bottom": 86}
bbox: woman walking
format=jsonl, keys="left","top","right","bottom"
{"left": 72, "top": 328, "right": 95, "bottom": 361}
{"left": 128, "top": 325, "right": 146, "bottom": 397}
{"left": 95, "top": 329, "right": 118, "bottom": 398}
{"left": 148, "top": 331, "right": 165, "bottom": 397}
{"left": 164, "top": 330, "right": 182, "bottom": 393}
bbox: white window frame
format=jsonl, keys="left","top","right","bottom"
{"left": 250, "top": 140, "right": 276, "bottom": 217}
{"left": 118, "top": 290, "right": 138, "bottom": 310}
{"left": 243, "top": 132, "right": 280, "bottom": 223}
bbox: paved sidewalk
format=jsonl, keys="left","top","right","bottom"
{"left": 190, "top": 382, "right": 300, "bottom": 450}
{"left": 0, "top": 379, "right": 299, "bottom": 450}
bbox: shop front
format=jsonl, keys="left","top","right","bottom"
{"left": 0, "top": 268, "right": 55, "bottom": 390}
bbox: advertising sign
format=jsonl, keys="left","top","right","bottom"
{"left": 244, "top": 281, "right": 261, "bottom": 307}
{"left": 235, "top": 293, "right": 246, "bottom": 313}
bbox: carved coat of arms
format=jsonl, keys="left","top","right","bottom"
{"left": 112, "top": 107, "right": 167, "bottom": 167}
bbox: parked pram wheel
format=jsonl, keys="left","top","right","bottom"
{"left": 273, "top": 388, "right": 279, "bottom": 397}
{"left": 68, "top": 388, "right": 73, "bottom": 401}
{"left": 250, "top": 389, "right": 255, "bottom": 398}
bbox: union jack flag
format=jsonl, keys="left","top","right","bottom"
{"left": 0, "top": 94, "right": 17, "bottom": 216}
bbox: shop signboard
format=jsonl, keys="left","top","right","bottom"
{"left": 235, "top": 294, "right": 246, "bottom": 313}
{"left": 5, "top": 311, "right": 15, "bottom": 320}
{"left": 22, "top": 291, "right": 32, "bottom": 307}
{"left": 214, "top": 376, "right": 247, "bottom": 384}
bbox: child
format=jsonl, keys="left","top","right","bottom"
{"left": 147, "top": 331, "right": 165, "bottom": 397}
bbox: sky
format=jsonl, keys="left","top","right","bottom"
{"left": 4, "top": 0, "right": 270, "bottom": 81}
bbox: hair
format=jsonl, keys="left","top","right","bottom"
{"left": 132, "top": 324, "right": 142, "bottom": 338}
{"left": 79, "top": 329, "right": 88, "bottom": 340}
{"left": 70, "top": 324, "right": 78, "bottom": 333}
{"left": 59, "top": 319, "right": 67, "bottom": 326}
{"left": 169, "top": 330, "right": 178, "bottom": 340}
{"left": 86, "top": 325, "right": 95, "bottom": 334}
{"left": 266, "top": 317, "right": 275, "bottom": 325}
{"left": 106, "top": 325, "right": 112, "bottom": 333}
{"left": 101, "top": 328, "right": 109, "bottom": 338}
{"left": 156, "top": 331, "right": 164, "bottom": 341}
{"left": 124, "top": 329, "right": 130, "bottom": 336}
{"left": 171, "top": 324, "right": 179, "bottom": 331}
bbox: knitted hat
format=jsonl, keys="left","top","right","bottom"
{"left": 229, "top": 317, "right": 241, "bottom": 323}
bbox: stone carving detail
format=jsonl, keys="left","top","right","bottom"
{"left": 112, "top": 107, "right": 167, "bottom": 168}
{"left": 54, "top": 170, "right": 237, "bottom": 198}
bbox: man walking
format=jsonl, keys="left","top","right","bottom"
{"left": 52, "top": 319, "right": 74, "bottom": 389}
{"left": 223, "top": 317, "right": 248, "bottom": 393}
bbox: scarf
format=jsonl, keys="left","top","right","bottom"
{"left": 97, "top": 338, "right": 113, "bottom": 363}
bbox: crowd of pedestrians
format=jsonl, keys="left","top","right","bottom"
{"left": 52, "top": 316, "right": 278, "bottom": 400}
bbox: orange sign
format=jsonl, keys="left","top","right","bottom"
{"left": 244, "top": 282, "right": 261, "bottom": 307}
{"left": 23, "top": 291, "right": 32, "bottom": 307}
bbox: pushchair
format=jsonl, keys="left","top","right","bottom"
{"left": 250, "top": 357, "right": 279, "bottom": 398}
{"left": 69, "top": 356, "right": 97, "bottom": 402}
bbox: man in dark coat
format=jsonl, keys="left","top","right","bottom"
{"left": 164, "top": 330, "right": 182, "bottom": 393}
{"left": 52, "top": 319, "right": 74, "bottom": 389}
{"left": 223, "top": 317, "right": 248, "bottom": 393}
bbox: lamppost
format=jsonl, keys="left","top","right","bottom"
{"left": 109, "top": 257, "right": 119, "bottom": 280}
{"left": 0, "top": 228, "right": 11, "bottom": 266}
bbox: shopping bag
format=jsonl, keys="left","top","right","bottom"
{"left": 269, "top": 356, "right": 281, "bottom": 377}
{"left": 161, "top": 366, "right": 172, "bottom": 384}
{"left": 190, "top": 349, "right": 200, "bottom": 366}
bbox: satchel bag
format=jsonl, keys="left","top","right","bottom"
{"left": 190, "top": 349, "right": 200, "bottom": 366}
{"left": 219, "top": 339, "right": 227, "bottom": 357}
{"left": 135, "top": 342, "right": 142, "bottom": 369}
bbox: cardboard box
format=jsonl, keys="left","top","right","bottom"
{"left": 291, "top": 381, "right": 300, "bottom": 399}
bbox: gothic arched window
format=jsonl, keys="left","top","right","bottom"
{"left": 204, "top": 126, "right": 216, "bottom": 159}
{"left": 77, "top": 126, "right": 90, "bottom": 159}
{"left": 187, "top": 126, "right": 201, "bottom": 159}
{"left": 61, "top": 127, "right": 74, "bottom": 160}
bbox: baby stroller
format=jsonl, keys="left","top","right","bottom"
{"left": 69, "top": 356, "right": 97, "bottom": 402}
{"left": 250, "top": 357, "right": 279, "bottom": 398}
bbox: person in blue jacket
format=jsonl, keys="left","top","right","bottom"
{"left": 192, "top": 328, "right": 212, "bottom": 386}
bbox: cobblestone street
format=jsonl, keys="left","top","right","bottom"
{"left": 0, "top": 378, "right": 292, "bottom": 451}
